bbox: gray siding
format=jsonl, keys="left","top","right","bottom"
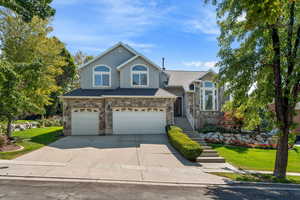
{"left": 79, "top": 46, "right": 135, "bottom": 89}
{"left": 120, "top": 57, "right": 160, "bottom": 88}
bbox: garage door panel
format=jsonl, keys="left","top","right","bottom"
{"left": 113, "top": 111, "right": 166, "bottom": 134}
{"left": 72, "top": 110, "right": 99, "bottom": 135}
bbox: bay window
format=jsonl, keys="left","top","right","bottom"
{"left": 200, "top": 81, "right": 218, "bottom": 111}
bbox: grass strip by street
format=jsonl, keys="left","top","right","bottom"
{"left": 0, "top": 127, "right": 63, "bottom": 160}
{"left": 211, "top": 144, "right": 300, "bottom": 173}
{"left": 210, "top": 172, "right": 300, "bottom": 184}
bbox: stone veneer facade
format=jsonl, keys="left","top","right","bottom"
{"left": 63, "top": 97, "right": 175, "bottom": 136}
{"left": 185, "top": 80, "right": 225, "bottom": 130}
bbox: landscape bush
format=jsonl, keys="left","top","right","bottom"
{"left": 199, "top": 124, "right": 250, "bottom": 134}
{"left": 167, "top": 126, "right": 203, "bottom": 161}
{"left": 37, "top": 117, "right": 62, "bottom": 127}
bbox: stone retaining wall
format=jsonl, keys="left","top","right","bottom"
{"left": 0, "top": 122, "right": 39, "bottom": 133}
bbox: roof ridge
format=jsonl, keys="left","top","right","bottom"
{"left": 165, "top": 70, "right": 208, "bottom": 72}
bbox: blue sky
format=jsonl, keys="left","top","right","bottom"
{"left": 51, "top": 0, "right": 219, "bottom": 71}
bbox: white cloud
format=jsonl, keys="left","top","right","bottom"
{"left": 52, "top": 0, "right": 172, "bottom": 54}
{"left": 96, "top": 0, "right": 174, "bottom": 35}
{"left": 125, "top": 41, "right": 155, "bottom": 51}
{"left": 184, "top": 7, "right": 219, "bottom": 35}
{"left": 182, "top": 61, "right": 217, "bottom": 68}
{"left": 54, "top": 0, "right": 172, "bottom": 35}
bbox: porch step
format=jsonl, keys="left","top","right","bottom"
{"left": 174, "top": 117, "right": 193, "bottom": 132}
{"left": 200, "top": 152, "right": 219, "bottom": 157}
{"left": 182, "top": 132, "right": 225, "bottom": 163}
{"left": 202, "top": 149, "right": 218, "bottom": 153}
{"left": 196, "top": 157, "right": 226, "bottom": 163}
{"left": 202, "top": 146, "right": 212, "bottom": 150}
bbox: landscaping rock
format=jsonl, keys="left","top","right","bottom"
{"left": 201, "top": 132, "right": 277, "bottom": 149}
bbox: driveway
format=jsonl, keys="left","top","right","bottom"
{"left": 0, "top": 135, "right": 226, "bottom": 184}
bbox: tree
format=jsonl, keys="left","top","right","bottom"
{"left": 72, "top": 51, "right": 94, "bottom": 89}
{"left": 0, "top": 61, "right": 46, "bottom": 139}
{"left": 0, "top": 13, "right": 65, "bottom": 139}
{"left": 74, "top": 51, "right": 94, "bottom": 66}
{"left": 0, "top": 0, "right": 55, "bottom": 21}
{"left": 207, "top": 0, "right": 300, "bottom": 178}
{"left": 222, "top": 99, "right": 273, "bottom": 133}
{"left": 45, "top": 38, "right": 77, "bottom": 116}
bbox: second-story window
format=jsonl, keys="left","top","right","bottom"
{"left": 132, "top": 65, "right": 148, "bottom": 87}
{"left": 93, "top": 66, "right": 111, "bottom": 87}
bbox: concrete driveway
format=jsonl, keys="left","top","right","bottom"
{"left": 0, "top": 135, "right": 226, "bottom": 184}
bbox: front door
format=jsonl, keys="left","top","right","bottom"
{"left": 174, "top": 97, "right": 182, "bottom": 117}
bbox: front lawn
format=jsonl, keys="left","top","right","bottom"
{"left": 0, "top": 127, "right": 63, "bottom": 160}
{"left": 211, "top": 144, "right": 300, "bottom": 173}
{"left": 211, "top": 172, "right": 300, "bottom": 184}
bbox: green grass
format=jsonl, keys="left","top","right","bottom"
{"left": 0, "top": 127, "right": 63, "bottom": 160}
{"left": 211, "top": 172, "right": 300, "bottom": 184}
{"left": 14, "top": 120, "right": 35, "bottom": 124}
{"left": 211, "top": 144, "right": 300, "bottom": 173}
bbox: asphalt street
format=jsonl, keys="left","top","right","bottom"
{"left": 0, "top": 179, "right": 300, "bottom": 200}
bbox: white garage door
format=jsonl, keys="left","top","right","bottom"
{"left": 71, "top": 108, "right": 99, "bottom": 135}
{"left": 113, "top": 110, "right": 166, "bottom": 134}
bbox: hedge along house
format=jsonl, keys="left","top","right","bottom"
{"left": 60, "top": 42, "right": 227, "bottom": 136}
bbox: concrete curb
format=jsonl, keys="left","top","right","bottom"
{"left": 204, "top": 169, "right": 300, "bottom": 177}
{"left": 0, "top": 174, "right": 227, "bottom": 187}
{"left": 0, "top": 174, "right": 300, "bottom": 190}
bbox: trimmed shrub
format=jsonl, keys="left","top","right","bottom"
{"left": 167, "top": 126, "right": 203, "bottom": 161}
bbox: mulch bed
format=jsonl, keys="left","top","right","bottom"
{"left": 0, "top": 144, "right": 22, "bottom": 152}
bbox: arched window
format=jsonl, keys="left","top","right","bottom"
{"left": 93, "top": 66, "right": 111, "bottom": 87}
{"left": 131, "top": 65, "right": 148, "bottom": 87}
{"left": 189, "top": 84, "right": 195, "bottom": 91}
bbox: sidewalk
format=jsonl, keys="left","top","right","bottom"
{"left": 0, "top": 160, "right": 228, "bottom": 185}
{"left": 200, "top": 162, "right": 300, "bottom": 176}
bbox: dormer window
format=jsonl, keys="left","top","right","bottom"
{"left": 131, "top": 65, "right": 148, "bottom": 87}
{"left": 93, "top": 65, "right": 111, "bottom": 87}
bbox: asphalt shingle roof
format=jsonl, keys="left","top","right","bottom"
{"left": 165, "top": 70, "right": 208, "bottom": 90}
{"left": 63, "top": 88, "right": 176, "bottom": 98}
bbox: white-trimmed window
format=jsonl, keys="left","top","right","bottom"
{"left": 200, "top": 81, "right": 218, "bottom": 111}
{"left": 131, "top": 65, "right": 148, "bottom": 87}
{"left": 93, "top": 65, "right": 111, "bottom": 87}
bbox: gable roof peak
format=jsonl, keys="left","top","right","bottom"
{"left": 78, "top": 42, "right": 138, "bottom": 70}
{"left": 78, "top": 42, "right": 161, "bottom": 71}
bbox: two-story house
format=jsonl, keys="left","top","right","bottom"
{"left": 61, "top": 42, "right": 225, "bottom": 136}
